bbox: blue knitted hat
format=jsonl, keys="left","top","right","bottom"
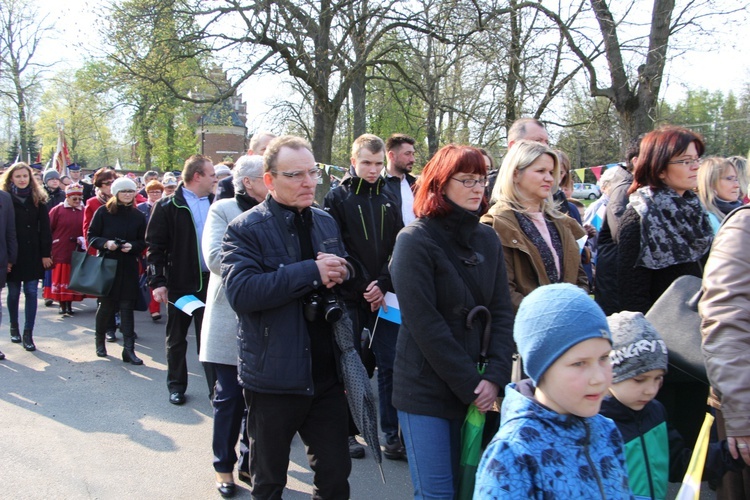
{"left": 514, "top": 283, "right": 611, "bottom": 384}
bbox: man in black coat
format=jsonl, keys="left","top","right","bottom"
{"left": 146, "top": 154, "right": 217, "bottom": 405}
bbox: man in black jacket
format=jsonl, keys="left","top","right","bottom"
{"left": 382, "top": 134, "right": 417, "bottom": 226}
{"left": 222, "top": 136, "right": 354, "bottom": 499}
{"left": 324, "top": 134, "right": 405, "bottom": 459}
{"left": 147, "top": 154, "right": 217, "bottom": 405}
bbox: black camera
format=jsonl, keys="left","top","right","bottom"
{"left": 303, "top": 289, "right": 344, "bottom": 323}
{"left": 112, "top": 237, "right": 128, "bottom": 250}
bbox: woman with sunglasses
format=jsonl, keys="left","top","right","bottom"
{"left": 87, "top": 177, "right": 147, "bottom": 364}
{"left": 82, "top": 167, "right": 117, "bottom": 255}
{"left": 697, "top": 156, "right": 743, "bottom": 234}
{"left": 44, "top": 184, "right": 87, "bottom": 316}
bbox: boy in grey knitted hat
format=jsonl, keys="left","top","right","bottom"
{"left": 600, "top": 311, "right": 743, "bottom": 499}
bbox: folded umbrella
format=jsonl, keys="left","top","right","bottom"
{"left": 457, "top": 305, "right": 492, "bottom": 500}
{"left": 333, "top": 313, "right": 385, "bottom": 482}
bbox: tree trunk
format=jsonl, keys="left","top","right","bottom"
{"left": 351, "top": 70, "right": 367, "bottom": 139}
{"left": 504, "top": 0, "right": 521, "bottom": 138}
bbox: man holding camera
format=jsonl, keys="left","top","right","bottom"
{"left": 222, "top": 136, "right": 356, "bottom": 499}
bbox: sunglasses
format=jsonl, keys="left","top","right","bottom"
{"left": 101, "top": 181, "right": 114, "bottom": 186}
{"left": 68, "top": 196, "right": 82, "bottom": 201}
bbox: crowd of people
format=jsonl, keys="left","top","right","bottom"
{"left": 1, "top": 120, "right": 749, "bottom": 500}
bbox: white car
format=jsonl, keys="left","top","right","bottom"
{"left": 573, "top": 183, "right": 602, "bottom": 200}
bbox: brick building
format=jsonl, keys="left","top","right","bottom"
{"left": 195, "top": 71, "right": 248, "bottom": 165}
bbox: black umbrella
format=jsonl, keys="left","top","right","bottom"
{"left": 333, "top": 314, "right": 385, "bottom": 482}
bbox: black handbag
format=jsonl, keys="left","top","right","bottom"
{"left": 645, "top": 274, "right": 708, "bottom": 385}
{"left": 68, "top": 250, "right": 117, "bottom": 297}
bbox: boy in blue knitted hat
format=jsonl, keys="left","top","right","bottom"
{"left": 600, "top": 311, "right": 744, "bottom": 500}
{"left": 475, "top": 283, "right": 632, "bottom": 498}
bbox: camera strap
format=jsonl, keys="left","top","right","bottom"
{"left": 422, "top": 220, "right": 487, "bottom": 308}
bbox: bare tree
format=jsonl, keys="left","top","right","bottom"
{"left": 515, "top": 0, "right": 748, "bottom": 143}
{"left": 0, "top": 0, "right": 52, "bottom": 160}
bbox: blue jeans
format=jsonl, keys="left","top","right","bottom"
{"left": 398, "top": 410, "right": 462, "bottom": 499}
{"left": 212, "top": 363, "right": 250, "bottom": 474}
{"left": 7, "top": 280, "right": 39, "bottom": 330}
{"left": 372, "top": 319, "right": 399, "bottom": 440}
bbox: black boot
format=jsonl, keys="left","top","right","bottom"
{"left": 10, "top": 325, "right": 21, "bottom": 343}
{"left": 66, "top": 302, "right": 75, "bottom": 315}
{"left": 95, "top": 333, "right": 107, "bottom": 357}
{"left": 122, "top": 335, "right": 143, "bottom": 365}
{"left": 22, "top": 329, "right": 36, "bottom": 351}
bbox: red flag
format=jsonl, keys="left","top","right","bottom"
{"left": 52, "top": 125, "right": 72, "bottom": 176}
{"left": 591, "top": 166, "right": 603, "bottom": 180}
{"left": 35, "top": 151, "right": 41, "bottom": 163}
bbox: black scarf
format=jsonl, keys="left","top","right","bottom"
{"left": 715, "top": 197, "right": 742, "bottom": 216}
{"left": 629, "top": 186, "right": 713, "bottom": 269}
{"left": 235, "top": 191, "right": 260, "bottom": 213}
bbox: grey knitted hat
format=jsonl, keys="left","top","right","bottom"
{"left": 608, "top": 311, "right": 668, "bottom": 384}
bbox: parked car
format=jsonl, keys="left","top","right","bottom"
{"left": 573, "top": 183, "right": 602, "bottom": 200}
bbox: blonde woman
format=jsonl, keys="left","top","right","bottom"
{"left": 481, "top": 140, "right": 588, "bottom": 311}
{"left": 0, "top": 162, "right": 51, "bottom": 351}
{"left": 698, "top": 156, "right": 742, "bottom": 233}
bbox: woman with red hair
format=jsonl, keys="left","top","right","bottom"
{"left": 389, "top": 145, "right": 514, "bottom": 498}
{"left": 616, "top": 125, "right": 713, "bottom": 447}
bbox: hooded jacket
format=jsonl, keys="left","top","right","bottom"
{"left": 475, "top": 380, "right": 633, "bottom": 499}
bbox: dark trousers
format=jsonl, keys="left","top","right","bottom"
{"left": 244, "top": 381, "right": 351, "bottom": 500}
{"left": 97, "top": 298, "right": 135, "bottom": 339}
{"left": 165, "top": 281, "right": 216, "bottom": 395}
{"left": 213, "top": 363, "right": 250, "bottom": 474}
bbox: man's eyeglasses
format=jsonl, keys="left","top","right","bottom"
{"left": 668, "top": 158, "right": 701, "bottom": 167}
{"left": 272, "top": 168, "right": 322, "bottom": 182}
{"left": 450, "top": 177, "right": 489, "bottom": 188}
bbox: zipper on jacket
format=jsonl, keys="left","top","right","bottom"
{"left": 357, "top": 205, "right": 369, "bottom": 240}
{"left": 635, "top": 411, "right": 656, "bottom": 500}
{"left": 583, "top": 420, "right": 607, "bottom": 499}
{"left": 170, "top": 195, "right": 205, "bottom": 292}
{"left": 366, "top": 191, "right": 382, "bottom": 266}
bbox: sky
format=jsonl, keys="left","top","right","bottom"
{"left": 34, "top": 0, "right": 750, "bottom": 134}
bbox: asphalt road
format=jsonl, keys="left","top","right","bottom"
{"left": 0, "top": 296, "right": 413, "bottom": 499}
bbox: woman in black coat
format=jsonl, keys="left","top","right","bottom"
{"left": 87, "top": 177, "right": 147, "bottom": 364}
{"left": 0, "top": 162, "right": 52, "bottom": 352}
{"left": 615, "top": 125, "right": 713, "bottom": 448}
{"left": 389, "top": 145, "right": 514, "bottom": 498}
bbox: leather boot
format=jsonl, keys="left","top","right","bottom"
{"left": 22, "top": 329, "right": 36, "bottom": 351}
{"left": 122, "top": 335, "right": 143, "bottom": 365}
{"left": 95, "top": 333, "right": 107, "bottom": 357}
{"left": 10, "top": 325, "right": 21, "bottom": 343}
